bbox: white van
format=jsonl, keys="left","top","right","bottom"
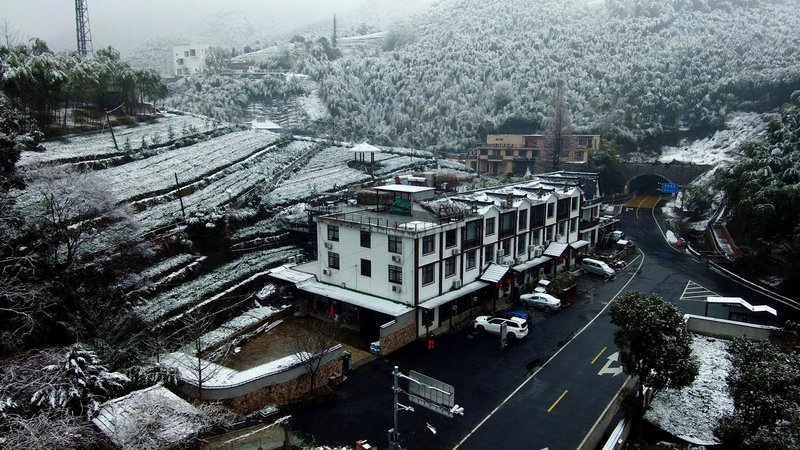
{"left": 581, "top": 258, "right": 616, "bottom": 279}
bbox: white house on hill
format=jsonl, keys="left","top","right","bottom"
{"left": 173, "top": 45, "right": 210, "bottom": 76}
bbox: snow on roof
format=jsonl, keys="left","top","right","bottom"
{"left": 376, "top": 184, "right": 434, "bottom": 193}
{"left": 570, "top": 240, "right": 591, "bottom": 249}
{"left": 351, "top": 142, "right": 382, "bottom": 153}
{"left": 479, "top": 263, "right": 510, "bottom": 283}
{"left": 543, "top": 242, "right": 569, "bottom": 257}
{"left": 251, "top": 118, "right": 282, "bottom": 130}
{"left": 644, "top": 335, "right": 733, "bottom": 445}
{"left": 268, "top": 264, "right": 316, "bottom": 283}
{"left": 297, "top": 279, "right": 414, "bottom": 317}
{"left": 93, "top": 384, "right": 208, "bottom": 449}
{"left": 706, "top": 297, "right": 777, "bottom": 316}
{"left": 420, "top": 280, "right": 490, "bottom": 309}
{"left": 512, "top": 255, "right": 553, "bottom": 272}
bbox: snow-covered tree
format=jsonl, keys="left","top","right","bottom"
{"left": 610, "top": 291, "right": 699, "bottom": 435}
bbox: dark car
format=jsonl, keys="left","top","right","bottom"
{"left": 493, "top": 308, "right": 532, "bottom": 324}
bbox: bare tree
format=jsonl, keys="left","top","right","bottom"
{"left": 542, "top": 84, "right": 574, "bottom": 172}
{"left": 283, "top": 318, "right": 340, "bottom": 396}
{"left": 26, "top": 166, "right": 136, "bottom": 271}
{"left": 178, "top": 313, "right": 225, "bottom": 400}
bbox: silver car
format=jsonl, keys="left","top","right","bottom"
{"left": 519, "top": 292, "right": 561, "bottom": 312}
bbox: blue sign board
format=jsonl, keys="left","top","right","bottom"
{"left": 660, "top": 182, "right": 679, "bottom": 193}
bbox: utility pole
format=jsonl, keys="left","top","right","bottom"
{"left": 75, "top": 0, "right": 93, "bottom": 57}
{"left": 174, "top": 172, "right": 186, "bottom": 220}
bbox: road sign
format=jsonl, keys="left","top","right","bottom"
{"left": 660, "top": 182, "right": 679, "bottom": 193}
{"left": 408, "top": 370, "right": 455, "bottom": 417}
{"left": 597, "top": 351, "right": 623, "bottom": 376}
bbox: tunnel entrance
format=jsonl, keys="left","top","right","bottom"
{"left": 625, "top": 173, "right": 671, "bottom": 196}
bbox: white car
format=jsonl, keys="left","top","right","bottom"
{"left": 519, "top": 292, "right": 562, "bottom": 312}
{"left": 473, "top": 315, "right": 529, "bottom": 339}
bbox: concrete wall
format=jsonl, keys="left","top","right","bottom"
{"left": 180, "top": 345, "right": 344, "bottom": 404}
{"left": 684, "top": 314, "right": 777, "bottom": 340}
{"left": 379, "top": 312, "right": 416, "bottom": 355}
{"left": 221, "top": 358, "right": 343, "bottom": 414}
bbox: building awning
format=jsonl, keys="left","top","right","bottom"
{"left": 512, "top": 255, "right": 553, "bottom": 272}
{"left": 479, "top": 263, "right": 510, "bottom": 283}
{"left": 297, "top": 280, "right": 414, "bottom": 318}
{"left": 544, "top": 242, "right": 570, "bottom": 257}
{"left": 570, "top": 240, "right": 591, "bottom": 250}
{"left": 267, "top": 264, "right": 315, "bottom": 283}
{"left": 420, "top": 281, "right": 490, "bottom": 310}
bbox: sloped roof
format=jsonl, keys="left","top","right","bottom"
{"left": 479, "top": 263, "right": 510, "bottom": 283}
{"left": 351, "top": 142, "right": 382, "bottom": 153}
{"left": 544, "top": 242, "right": 570, "bottom": 257}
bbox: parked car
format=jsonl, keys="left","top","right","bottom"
{"left": 494, "top": 308, "right": 532, "bottom": 324}
{"left": 474, "top": 315, "right": 529, "bottom": 339}
{"left": 581, "top": 257, "right": 616, "bottom": 279}
{"left": 534, "top": 279, "right": 550, "bottom": 293}
{"left": 519, "top": 292, "right": 562, "bottom": 312}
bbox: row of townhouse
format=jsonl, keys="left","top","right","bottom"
{"left": 269, "top": 172, "right": 604, "bottom": 355}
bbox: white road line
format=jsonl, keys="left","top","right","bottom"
{"left": 452, "top": 248, "right": 647, "bottom": 450}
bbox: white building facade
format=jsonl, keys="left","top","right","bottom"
{"left": 172, "top": 45, "right": 209, "bottom": 76}
{"left": 284, "top": 173, "right": 602, "bottom": 354}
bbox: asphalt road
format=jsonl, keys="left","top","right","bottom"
{"left": 290, "top": 200, "right": 797, "bottom": 450}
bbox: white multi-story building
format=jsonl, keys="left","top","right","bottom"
{"left": 274, "top": 173, "right": 602, "bottom": 355}
{"left": 172, "top": 45, "right": 209, "bottom": 77}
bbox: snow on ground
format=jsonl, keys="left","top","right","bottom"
{"left": 102, "top": 130, "right": 280, "bottom": 202}
{"left": 138, "top": 253, "right": 200, "bottom": 280}
{"left": 645, "top": 335, "right": 733, "bottom": 445}
{"left": 265, "top": 146, "right": 373, "bottom": 205}
{"left": 192, "top": 304, "right": 289, "bottom": 354}
{"left": 135, "top": 245, "right": 299, "bottom": 324}
{"left": 22, "top": 113, "right": 222, "bottom": 167}
{"left": 665, "top": 230, "right": 679, "bottom": 245}
{"left": 658, "top": 112, "right": 772, "bottom": 165}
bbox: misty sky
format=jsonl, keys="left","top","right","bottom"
{"left": 1, "top": 0, "right": 411, "bottom": 53}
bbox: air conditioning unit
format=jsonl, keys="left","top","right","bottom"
{"left": 392, "top": 255, "right": 403, "bottom": 264}
{"left": 324, "top": 242, "right": 333, "bottom": 249}
{"left": 452, "top": 280, "right": 462, "bottom": 289}
{"left": 451, "top": 248, "right": 459, "bottom": 256}
{"left": 392, "top": 285, "right": 402, "bottom": 293}
{"left": 322, "top": 268, "right": 330, "bottom": 275}
{"left": 527, "top": 245, "right": 537, "bottom": 253}
{"left": 534, "top": 246, "right": 544, "bottom": 257}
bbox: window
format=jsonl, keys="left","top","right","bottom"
{"left": 492, "top": 149, "right": 501, "bottom": 157}
{"left": 546, "top": 226, "right": 554, "bottom": 241}
{"left": 360, "top": 230, "right": 371, "bottom": 248}
{"left": 518, "top": 149, "right": 527, "bottom": 158}
{"left": 445, "top": 229, "right": 457, "bottom": 248}
{"left": 501, "top": 238, "right": 512, "bottom": 256}
{"left": 505, "top": 149, "right": 514, "bottom": 156}
{"left": 463, "top": 220, "right": 481, "bottom": 248}
{"left": 575, "top": 151, "right": 585, "bottom": 161}
{"left": 361, "top": 259, "right": 371, "bottom": 277}
{"left": 176, "top": 58, "right": 184, "bottom": 65}
{"left": 421, "top": 263, "right": 435, "bottom": 285}
{"left": 389, "top": 235, "right": 402, "bottom": 254}
{"left": 485, "top": 217, "right": 496, "bottom": 236}
{"left": 422, "top": 235, "right": 435, "bottom": 255}
{"left": 328, "top": 252, "right": 340, "bottom": 269}
{"left": 531, "top": 204, "right": 546, "bottom": 228}
{"left": 328, "top": 225, "right": 339, "bottom": 241}
{"left": 499, "top": 212, "right": 515, "bottom": 238}
{"left": 571, "top": 217, "right": 578, "bottom": 233}
{"left": 445, "top": 256, "right": 456, "bottom": 277}
{"left": 559, "top": 221, "right": 567, "bottom": 236}
{"left": 184, "top": 50, "right": 189, "bottom": 57}
{"left": 547, "top": 202, "right": 555, "bottom": 218}
{"left": 389, "top": 265, "right": 402, "bottom": 284}
{"left": 571, "top": 197, "right": 578, "bottom": 211}
{"left": 466, "top": 250, "right": 477, "bottom": 270}
{"left": 189, "top": 48, "right": 196, "bottom": 56}
{"left": 532, "top": 231, "right": 541, "bottom": 245}
{"left": 517, "top": 235, "right": 526, "bottom": 255}
{"left": 480, "top": 149, "right": 488, "bottom": 155}
{"left": 518, "top": 210, "right": 527, "bottom": 230}
{"left": 484, "top": 244, "right": 494, "bottom": 263}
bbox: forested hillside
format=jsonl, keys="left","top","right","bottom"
{"left": 716, "top": 93, "right": 800, "bottom": 294}
{"left": 315, "top": 0, "right": 800, "bottom": 150}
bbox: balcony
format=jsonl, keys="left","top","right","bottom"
{"left": 580, "top": 218, "right": 600, "bottom": 230}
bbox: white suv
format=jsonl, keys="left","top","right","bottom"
{"left": 474, "top": 316, "right": 529, "bottom": 339}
